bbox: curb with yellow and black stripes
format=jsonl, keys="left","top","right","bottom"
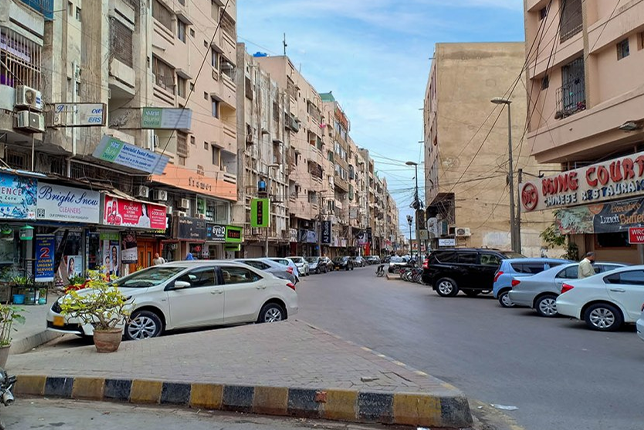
{"left": 14, "top": 375, "right": 473, "bottom": 428}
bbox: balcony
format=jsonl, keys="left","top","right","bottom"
{"left": 555, "top": 83, "right": 586, "bottom": 120}
{"left": 19, "top": 0, "right": 53, "bottom": 19}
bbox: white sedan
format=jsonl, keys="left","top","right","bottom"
{"left": 556, "top": 266, "right": 644, "bottom": 331}
{"left": 637, "top": 305, "right": 644, "bottom": 342}
{"left": 47, "top": 261, "right": 298, "bottom": 340}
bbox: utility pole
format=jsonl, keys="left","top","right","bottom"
{"left": 317, "top": 191, "right": 323, "bottom": 257}
{"left": 517, "top": 168, "right": 523, "bottom": 253}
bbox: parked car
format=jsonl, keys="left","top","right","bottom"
{"left": 493, "top": 258, "right": 572, "bottom": 307}
{"left": 509, "top": 262, "right": 627, "bottom": 317}
{"left": 235, "top": 258, "right": 297, "bottom": 284}
{"left": 365, "top": 256, "right": 381, "bottom": 265}
{"left": 332, "top": 256, "right": 354, "bottom": 271}
{"left": 306, "top": 256, "right": 328, "bottom": 274}
{"left": 288, "top": 256, "right": 310, "bottom": 276}
{"left": 637, "top": 304, "right": 644, "bottom": 342}
{"left": 352, "top": 256, "right": 366, "bottom": 267}
{"left": 268, "top": 257, "right": 302, "bottom": 279}
{"left": 422, "top": 248, "right": 525, "bottom": 297}
{"left": 555, "top": 266, "right": 644, "bottom": 331}
{"left": 388, "top": 256, "right": 410, "bottom": 273}
{"left": 46, "top": 261, "right": 298, "bottom": 339}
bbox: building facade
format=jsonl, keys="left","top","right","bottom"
{"left": 424, "top": 42, "right": 558, "bottom": 257}
{"left": 522, "top": 0, "right": 644, "bottom": 263}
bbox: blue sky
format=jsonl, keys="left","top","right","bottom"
{"left": 237, "top": 0, "right": 525, "bottom": 232}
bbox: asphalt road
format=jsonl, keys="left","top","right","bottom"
{"left": 297, "top": 267, "right": 644, "bottom": 430}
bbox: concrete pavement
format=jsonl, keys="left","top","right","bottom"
{"left": 5, "top": 292, "right": 473, "bottom": 428}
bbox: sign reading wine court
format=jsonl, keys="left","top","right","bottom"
{"left": 520, "top": 150, "right": 644, "bottom": 212}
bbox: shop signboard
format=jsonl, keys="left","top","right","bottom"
{"left": 141, "top": 107, "right": 192, "bottom": 130}
{"left": 206, "top": 224, "right": 226, "bottom": 242}
{"left": 37, "top": 182, "right": 100, "bottom": 223}
{"left": 35, "top": 235, "right": 55, "bottom": 282}
{"left": 103, "top": 196, "right": 166, "bottom": 230}
{"left": 299, "top": 229, "right": 317, "bottom": 243}
{"left": 93, "top": 135, "right": 169, "bottom": 175}
{"left": 521, "top": 150, "right": 644, "bottom": 212}
{"left": 321, "top": 221, "right": 331, "bottom": 244}
{"left": 289, "top": 228, "right": 298, "bottom": 243}
{"left": 439, "top": 238, "right": 456, "bottom": 247}
{"left": 250, "top": 198, "right": 270, "bottom": 228}
{"left": 176, "top": 217, "right": 207, "bottom": 240}
{"left": 556, "top": 196, "right": 644, "bottom": 234}
{"left": 100, "top": 233, "right": 121, "bottom": 277}
{"left": 628, "top": 227, "right": 644, "bottom": 244}
{"left": 121, "top": 231, "right": 137, "bottom": 264}
{"left": 225, "top": 226, "right": 243, "bottom": 243}
{"left": 0, "top": 172, "right": 37, "bottom": 220}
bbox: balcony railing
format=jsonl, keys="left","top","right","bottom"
{"left": 19, "top": 0, "right": 53, "bottom": 20}
{"left": 555, "top": 83, "right": 586, "bottom": 119}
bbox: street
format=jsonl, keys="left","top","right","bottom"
{"left": 299, "top": 267, "right": 643, "bottom": 430}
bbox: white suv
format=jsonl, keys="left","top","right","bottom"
{"left": 47, "top": 261, "right": 298, "bottom": 340}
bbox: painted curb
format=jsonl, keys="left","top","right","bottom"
{"left": 14, "top": 375, "right": 473, "bottom": 428}
{"left": 10, "top": 331, "right": 64, "bottom": 355}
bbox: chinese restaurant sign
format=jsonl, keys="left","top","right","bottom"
{"left": 0, "top": 172, "right": 36, "bottom": 220}
{"left": 93, "top": 135, "right": 169, "bottom": 175}
{"left": 521, "top": 150, "right": 644, "bottom": 212}
{"left": 37, "top": 182, "right": 100, "bottom": 223}
{"left": 103, "top": 196, "right": 166, "bottom": 230}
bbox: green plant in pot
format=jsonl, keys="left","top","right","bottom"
{"left": 0, "top": 304, "right": 25, "bottom": 367}
{"left": 38, "top": 287, "right": 48, "bottom": 305}
{"left": 10, "top": 275, "right": 32, "bottom": 305}
{"left": 59, "top": 271, "right": 131, "bottom": 353}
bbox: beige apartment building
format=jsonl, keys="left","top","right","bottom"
{"left": 424, "top": 42, "right": 557, "bottom": 257}
{"left": 523, "top": 0, "right": 644, "bottom": 263}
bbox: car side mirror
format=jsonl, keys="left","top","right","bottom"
{"left": 173, "top": 280, "right": 191, "bottom": 289}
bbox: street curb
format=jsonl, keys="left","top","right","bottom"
{"left": 13, "top": 375, "right": 472, "bottom": 428}
{"left": 10, "top": 331, "right": 65, "bottom": 355}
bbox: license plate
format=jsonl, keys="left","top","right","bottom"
{"left": 53, "top": 316, "right": 64, "bottom": 327}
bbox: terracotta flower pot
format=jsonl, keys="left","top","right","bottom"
{"left": 93, "top": 328, "right": 123, "bottom": 353}
{"left": 0, "top": 345, "right": 10, "bottom": 368}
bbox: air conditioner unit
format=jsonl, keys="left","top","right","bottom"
{"left": 15, "top": 85, "right": 43, "bottom": 111}
{"left": 455, "top": 227, "right": 471, "bottom": 237}
{"left": 176, "top": 211, "right": 187, "bottom": 217}
{"left": 153, "top": 189, "right": 168, "bottom": 202}
{"left": 166, "top": 205, "right": 173, "bottom": 214}
{"left": 135, "top": 185, "right": 149, "bottom": 198}
{"left": 251, "top": 227, "right": 261, "bottom": 235}
{"left": 15, "top": 111, "right": 45, "bottom": 132}
{"left": 179, "top": 198, "right": 191, "bottom": 209}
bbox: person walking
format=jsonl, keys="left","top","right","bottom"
{"left": 152, "top": 253, "right": 165, "bottom": 265}
{"left": 578, "top": 252, "right": 595, "bottom": 279}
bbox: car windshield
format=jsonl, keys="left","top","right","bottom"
{"left": 305, "top": 257, "right": 318, "bottom": 263}
{"left": 290, "top": 257, "right": 304, "bottom": 263}
{"left": 502, "top": 252, "right": 527, "bottom": 259}
{"left": 112, "top": 266, "right": 186, "bottom": 288}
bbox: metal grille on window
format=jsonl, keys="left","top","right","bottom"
{"left": 109, "top": 18, "right": 133, "bottom": 68}
{"left": 176, "top": 132, "right": 188, "bottom": 158}
{"left": 556, "top": 57, "right": 585, "bottom": 119}
{"left": 152, "top": 0, "right": 174, "bottom": 31}
{"left": 560, "top": 0, "right": 582, "bottom": 43}
{"left": 0, "top": 27, "right": 41, "bottom": 89}
{"left": 152, "top": 56, "right": 175, "bottom": 92}
{"left": 219, "top": 10, "right": 236, "bottom": 39}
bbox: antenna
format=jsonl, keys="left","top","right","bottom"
{"left": 283, "top": 33, "right": 287, "bottom": 56}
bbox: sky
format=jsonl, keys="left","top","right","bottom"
{"left": 237, "top": 0, "right": 525, "bottom": 233}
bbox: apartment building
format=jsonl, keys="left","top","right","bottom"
{"left": 523, "top": 0, "right": 644, "bottom": 263}
{"left": 424, "top": 42, "right": 557, "bottom": 257}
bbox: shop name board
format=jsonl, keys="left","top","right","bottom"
{"left": 0, "top": 172, "right": 36, "bottom": 220}
{"left": 93, "top": 135, "right": 169, "bottom": 175}
{"left": 206, "top": 224, "right": 226, "bottom": 242}
{"left": 176, "top": 217, "right": 207, "bottom": 240}
{"left": 52, "top": 103, "right": 106, "bottom": 127}
{"left": 629, "top": 227, "right": 644, "bottom": 244}
{"left": 141, "top": 108, "right": 192, "bottom": 130}
{"left": 225, "top": 226, "right": 243, "bottom": 243}
{"left": 37, "top": 182, "right": 100, "bottom": 223}
{"left": 521, "top": 151, "right": 644, "bottom": 212}
{"left": 103, "top": 196, "right": 166, "bottom": 230}
{"left": 321, "top": 221, "right": 331, "bottom": 244}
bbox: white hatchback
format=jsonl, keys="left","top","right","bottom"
{"left": 46, "top": 261, "right": 298, "bottom": 340}
{"left": 556, "top": 266, "right": 644, "bottom": 331}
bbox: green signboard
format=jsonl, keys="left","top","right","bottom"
{"left": 225, "top": 226, "right": 243, "bottom": 244}
{"left": 141, "top": 108, "right": 192, "bottom": 129}
{"left": 250, "top": 198, "right": 270, "bottom": 228}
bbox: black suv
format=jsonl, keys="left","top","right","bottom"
{"left": 422, "top": 248, "right": 524, "bottom": 297}
{"left": 332, "top": 256, "right": 354, "bottom": 271}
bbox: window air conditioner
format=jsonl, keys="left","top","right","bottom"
{"left": 455, "top": 227, "right": 471, "bottom": 237}
{"left": 15, "top": 111, "right": 45, "bottom": 132}
{"left": 176, "top": 211, "right": 187, "bottom": 217}
{"left": 179, "top": 198, "right": 191, "bottom": 209}
{"left": 153, "top": 189, "right": 168, "bottom": 202}
{"left": 166, "top": 205, "right": 173, "bottom": 215}
{"left": 136, "top": 185, "right": 150, "bottom": 198}
{"left": 15, "top": 85, "right": 44, "bottom": 111}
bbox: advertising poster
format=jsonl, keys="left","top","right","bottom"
{"left": 101, "top": 235, "right": 121, "bottom": 277}
{"left": 57, "top": 255, "right": 83, "bottom": 285}
{"left": 121, "top": 231, "right": 138, "bottom": 264}
{"left": 0, "top": 172, "right": 37, "bottom": 220}
{"left": 103, "top": 196, "right": 166, "bottom": 230}
{"left": 35, "top": 235, "right": 55, "bottom": 282}
{"left": 555, "top": 196, "right": 644, "bottom": 234}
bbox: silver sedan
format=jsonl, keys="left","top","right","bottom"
{"left": 508, "top": 262, "right": 626, "bottom": 317}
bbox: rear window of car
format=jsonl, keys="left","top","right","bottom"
{"left": 511, "top": 263, "right": 547, "bottom": 274}
{"left": 434, "top": 251, "right": 457, "bottom": 263}
{"left": 457, "top": 252, "right": 478, "bottom": 264}
{"left": 605, "top": 270, "right": 644, "bottom": 285}
{"left": 556, "top": 266, "right": 578, "bottom": 279}
{"left": 501, "top": 252, "right": 527, "bottom": 259}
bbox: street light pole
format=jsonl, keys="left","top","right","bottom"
{"left": 406, "top": 161, "right": 421, "bottom": 261}
{"left": 491, "top": 97, "right": 519, "bottom": 253}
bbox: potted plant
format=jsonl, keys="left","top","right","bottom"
{"left": 38, "top": 287, "right": 48, "bottom": 305}
{"left": 10, "top": 275, "right": 32, "bottom": 305}
{"left": 0, "top": 304, "right": 25, "bottom": 367}
{"left": 59, "top": 271, "right": 131, "bottom": 353}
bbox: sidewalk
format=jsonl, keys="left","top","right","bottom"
{"left": 9, "top": 294, "right": 64, "bottom": 355}
{"left": 6, "top": 304, "right": 473, "bottom": 428}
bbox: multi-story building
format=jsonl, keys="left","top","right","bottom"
{"left": 522, "top": 0, "right": 644, "bottom": 263}
{"left": 424, "top": 42, "right": 557, "bottom": 257}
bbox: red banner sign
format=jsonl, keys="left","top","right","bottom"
{"left": 629, "top": 227, "right": 644, "bottom": 244}
{"left": 103, "top": 196, "right": 166, "bottom": 230}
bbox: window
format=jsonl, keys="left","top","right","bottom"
{"left": 190, "top": 136, "right": 195, "bottom": 146}
{"left": 240, "top": 260, "right": 269, "bottom": 270}
{"left": 596, "top": 232, "right": 630, "bottom": 248}
{"left": 152, "top": 0, "right": 173, "bottom": 31}
{"left": 617, "top": 39, "right": 630, "bottom": 60}
{"left": 434, "top": 251, "right": 457, "bottom": 263}
{"left": 190, "top": 82, "right": 194, "bottom": 91}
{"left": 68, "top": 1, "right": 73, "bottom": 16}
{"left": 177, "top": 267, "right": 218, "bottom": 288}
{"left": 75, "top": 6, "right": 81, "bottom": 21}
{"left": 556, "top": 266, "right": 579, "bottom": 279}
{"left": 109, "top": 18, "right": 134, "bottom": 68}
{"left": 211, "top": 49, "right": 219, "bottom": 68}
{"left": 177, "top": 156, "right": 186, "bottom": 166}
{"left": 221, "top": 267, "right": 260, "bottom": 284}
{"left": 203, "top": 141, "right": 208, "bottom": 150}
{"left": 0, "top": 27, "right": 42, "bottom": 89}
{"left": 539, "top": 6, "right": 548, "bottom": 20}
{"left": 211, "top": 144, "right": 220, "bottom": 165}
{"left": 457, "top": 252, "right": 478, "bottom": 264}
{"left": 605, "top": 271, "right": 644, "bottom": 286}
{"left": 177, "top": 20, "right": 186, "bottom": 43}
{"left": 177, "top": 76, "right": 187, "bottom": 98}
{"left": 639, "top": 32, "right": 644, "bottom": 51}
{"left": 190, "top": 28, "right": 195, "bottom": 37}
{"left": 176, "top": 132, "right": 188, "bottom": 158}
{"left": 211, "top": 97, "right": 219, "bottom": 118}
{"left": 480, "top": 253, "right": 501, "bottom": 266}
{"left": 560, "top": 0, "right": 582, "bottom": 43}
{"left": 541, "top": 75, "right": 549, "bottom": 90}
{"left": 152, "top": 56, "right": 175, "bottom": 92}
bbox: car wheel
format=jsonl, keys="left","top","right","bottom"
{"left": 498, "top": 290, "right": 515, "bottom": 308}
{"left": 435, "top": 278, "right": 458, "bottom": 297}
{"left": 535, "top": 294, "right": 558, "bottom": 317}
{"left": 463, "top": 290, "right": 481, "bottom": 297}
{"left": 315, "top": 268, "right": 320, "bottom": 274}
{"left": 258, "top": 302, "right": 286, "bottom": 323}
{"left": 125, "top": 310, "right": 163, "bottom": 340}
{"left": 584, "top": 303, "right": 623, "bottom": 331}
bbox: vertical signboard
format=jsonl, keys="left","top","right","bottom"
{"left": 321, "top": 220, "right": 331, "bottom": 244}
{"left": 251, "top": 198, "right": 270, "bottom": 228}
{"left": 35, "top": 235, "right": 55, "bottom": 282}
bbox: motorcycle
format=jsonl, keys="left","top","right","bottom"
{"left": 376, "top": 264, "right": 385, "bottom": 277}
{"left": 0, "top": 367, "right": 16, "bottom": 408}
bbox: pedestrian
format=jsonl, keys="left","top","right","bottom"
{"left": 578, "top": 252, "right": 595, "bottom": 279}
{"left": 152, "top": 253, "right": 165, "bottom": 265}
{"left": 185, "top": 252, "right": 194, "bottom": 260}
